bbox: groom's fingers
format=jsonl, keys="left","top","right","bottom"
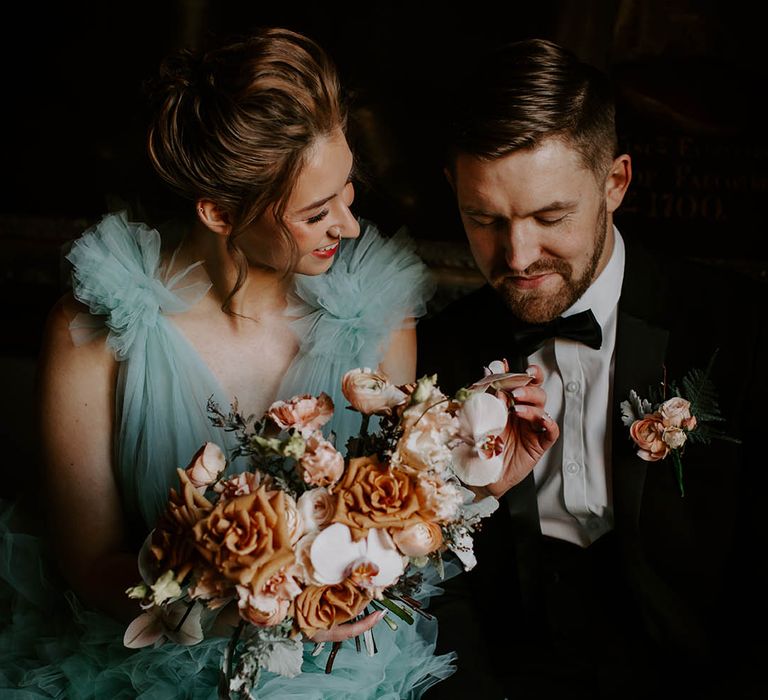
{"left": 511, "top": 384, "right": 546, "bottom": 408}
{"left": 525, "top": 363, "right": 545, "bottom": 385}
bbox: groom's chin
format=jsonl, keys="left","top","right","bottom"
{"left": 492, "top": 278, "right": 570, "bottom": 324}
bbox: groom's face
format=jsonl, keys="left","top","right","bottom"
{"left": 450, "top": 137, "right": 614, "bottom": 324}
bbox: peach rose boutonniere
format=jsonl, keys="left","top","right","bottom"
{"left": 620, "top": 351, "right": 740, "bottom": 496}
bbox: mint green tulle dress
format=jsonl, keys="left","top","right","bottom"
{"left": 0, "top": 211, "right": 455, "bottom": 699}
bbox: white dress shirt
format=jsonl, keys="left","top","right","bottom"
{"left": 527, "top": 226, "right": 625, "bottom": 547}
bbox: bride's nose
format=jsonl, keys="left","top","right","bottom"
{"left": 329, "top": 189, "right": 360, "bottom": 239}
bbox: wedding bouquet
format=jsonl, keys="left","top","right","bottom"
{"left": 123, "top": 361, "right": 532, "bottom": 697}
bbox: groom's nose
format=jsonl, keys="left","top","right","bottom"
{"left": 503, "top": 220, "right": 541, "bottom": 273}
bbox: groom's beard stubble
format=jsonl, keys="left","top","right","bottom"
{"left": 491, "top": 204, "right": 608, "bottom": 324}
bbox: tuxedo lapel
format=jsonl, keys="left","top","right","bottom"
{"left": 611, "top": 240, "right": 671, "bottom": 532}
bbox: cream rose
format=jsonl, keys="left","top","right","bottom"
{"left": 662, "top": 426, "right": 687, "bottom": 450}
{"left": 660, "top": 397, "right": 694, "bottom": 428}
{"left": 392, "top": 520, "right": 444, "bottom": 557}
{"left": 342, "top": 368, "right": 408, "bottom": 416}
{"left": 297, "top": 487, "right": 334, "bottom": 532}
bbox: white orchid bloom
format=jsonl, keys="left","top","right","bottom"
{"left": 451, "top": 391, "right": 508, "bottom": 486}
{"left": 309, "top": 522, "right": 405, "bottom": 589}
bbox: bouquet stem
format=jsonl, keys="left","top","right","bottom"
{"left": 219, "top": 620, "right": 246, "bottom": 699}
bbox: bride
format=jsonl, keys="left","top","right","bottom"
{"left": 0, "top": 27, "right": 555, "bottom": 698}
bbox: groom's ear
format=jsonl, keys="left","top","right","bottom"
{"left": 604, "top": 154, "right": 632, "bottom": 214}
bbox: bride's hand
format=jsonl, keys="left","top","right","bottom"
{"left": 308, "top": 609, "right": 387, "bottom": 643}
{"left": 486, "top": 364, "right": 559, "bottom": 498}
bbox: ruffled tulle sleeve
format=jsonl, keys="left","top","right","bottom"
{"left": 66, "top": 211, "right": 211, "bottom": 358}
{"left": 64, "top": 211, "right": 242, "bottom": 531}
{"left": 277, "top": 218, "right": 435, "bottom": 452}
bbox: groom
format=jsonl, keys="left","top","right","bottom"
{"left": 419, "top": 39, "right": 768, "bottom": 699}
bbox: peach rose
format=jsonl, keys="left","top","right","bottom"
{"left": 392, "top": 520, "right": 444, "bottom": 557}
{"left": 267, "top": 393, "right": 334, "bottom": 433}
{"left": 297, "top": 487, "right": 335, "bottom": 532}
{"left": 184, "top": 442, "right": 227, "bottom": 490}
{"left": 299, "top": 432, "right": 344, "bottom": 487}
{"left": 294, "top": 580, "right": 372, "bottom": 638}
{"left": 192, "top": 486, "right": 295, "bottom": 594}
{"left": 342, "top": 368, "right": 408, "bottom": 416}
{"left": 660, "top": 397, "right": 694, "bottom": 428}
{"left": 629, "top": 416, "right": 669, "bottom": 461}
{"left": 332, "top": 455, "right": 424, "bottom": 540}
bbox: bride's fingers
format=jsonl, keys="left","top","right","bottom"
{"left": 309, "top": 609, "right": 386, "bottom": 643}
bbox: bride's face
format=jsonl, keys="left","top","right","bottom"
{"left": 241, "top": 128, "right": 360, "bottom": 275}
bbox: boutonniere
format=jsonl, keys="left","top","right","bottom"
{"left": 620, "top": 350, "right": 740, "bottom": 496}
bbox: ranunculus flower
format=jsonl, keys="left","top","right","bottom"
{"left": 660, "top": 397, "right": 694, "bottom": 429}
{"left": 192, "top": 486, "right": 295, "bottom": 594}
{"left": 299, "top": 432, "right": 344, "bottom": 487}
{"left": 294, "top": 580, "right": 372, "bottom": 638}
{"left": 342, "top": 368, "right": 409, "bottom": 416}
{"left": 392, "top": 520, "right": 443, "bottom": 557}
{"left": 309, "top": 522, "right": 405, "bottom": 589}
{"left": 297, "top": 487, "right": 334, "bottom": 532}
{"left": 451, "top": 392, "right": 509, "bottom": 486}
{"left": 629, "top": 416, "right": 669, "bottom": 461}
{"left": 184, "top": 442, "right": 227, "bottom": 490}
{"left": 267, "top": 393, "right": 334, "bottom": 433}
{"left": 332, "top": 456, "right": 424, "bottom": 539}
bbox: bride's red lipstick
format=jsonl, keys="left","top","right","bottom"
{"left": 312, "top": 242, "right": 340, "bottom": 259}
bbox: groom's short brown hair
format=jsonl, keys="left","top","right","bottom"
{"left": 446, "top": 38, "right": 618, "bottom": 179}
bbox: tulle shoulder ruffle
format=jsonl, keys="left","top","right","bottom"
{"left": 278, "top": 219, "right": 435, "bottom": 450}
{"left": 66, "top": 210, "right": 211, "bottom": 360}
{"left": 287, "top": 218, "right": 434, "bottom": 363}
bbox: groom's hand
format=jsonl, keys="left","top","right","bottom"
{"left": 486, "top": 364, "right": 559, "bottom": 498}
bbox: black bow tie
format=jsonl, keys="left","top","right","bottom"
{"left": 513, "top": 308, "right": 603, "bottom": 356}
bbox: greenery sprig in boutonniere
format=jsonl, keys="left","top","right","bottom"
{"left": 620, "top": 350, "right": 740, "bottom": 496}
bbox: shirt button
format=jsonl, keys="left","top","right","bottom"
{"left": 565, "top": 381, "right": 580, "bottom": 393}
{"left": 565, "top": 462, "right": 581, "bottom": 475}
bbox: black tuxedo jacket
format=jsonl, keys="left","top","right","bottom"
{"left": 418, "top": 240, "right": 768, "bottom": 698}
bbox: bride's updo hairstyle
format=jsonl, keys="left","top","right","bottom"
{"left": 147, "top": 27, "right": 347, "bottom": 306}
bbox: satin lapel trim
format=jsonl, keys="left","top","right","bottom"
{"left": 612, "top": 309, "right": 670, "bottom": 531}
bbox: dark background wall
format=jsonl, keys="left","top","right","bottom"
{"left": 1, "top": 0, "right": 766, "bottom": 494}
